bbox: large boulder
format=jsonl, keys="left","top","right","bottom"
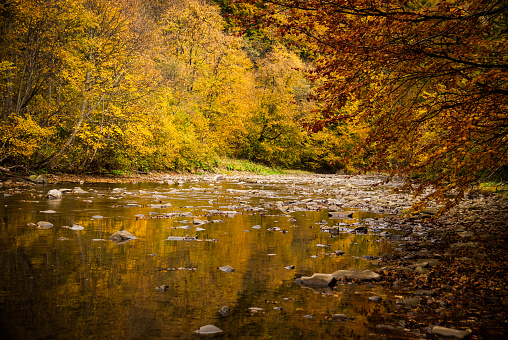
{"left": 332, "top": 269, "right": 381, "bottom": 282}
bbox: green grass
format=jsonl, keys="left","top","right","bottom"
{"left": 110, "top": 169, "right": 132, "bottom": 176}
{"left": 476, "top": 181, "right": 508, "bottom": 197}
{"left": 218, "top": 158, "right": 285, "bottom": 175}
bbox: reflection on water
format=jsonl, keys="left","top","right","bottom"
{"left": 0, "top": 180, "right": 396, "bottom": 339}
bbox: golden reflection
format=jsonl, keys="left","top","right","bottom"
{"left": 0, "top": 182, "right": 395, "bottom": 339}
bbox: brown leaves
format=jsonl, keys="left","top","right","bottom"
{"left": 233, "top": 0, "right": 508, "bottom": 212}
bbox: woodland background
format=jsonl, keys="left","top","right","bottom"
{"left": 0, "top": 0, "right": 357, "bottom": 174}
{"left": 1, "top": 0, "right": 507, "bottom": 210}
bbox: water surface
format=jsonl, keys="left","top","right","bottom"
{"left": 1, "top": 179, "right": 397, "bottom": 339}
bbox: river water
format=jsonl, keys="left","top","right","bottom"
{"left": 1, "top": 177, "right": 400, "bottom": 339}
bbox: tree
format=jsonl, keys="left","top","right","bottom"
{"left": 242, "top": 44, "right": 311, "bottom": 167}
{"left": 232, "top": 0, "right": 508, "bottom": 213}
{"left": 0, "top": 0, "right": 161, "bottom": 171}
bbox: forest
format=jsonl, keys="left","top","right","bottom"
{"left": 1, "top": 0, "right": 507, "bottom": 209}
{"left": 0, "top": 0, "right": 351, "bottom": 173}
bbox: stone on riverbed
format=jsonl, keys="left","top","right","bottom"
{"left": 109, "top": 230, "right": 136, "bottom": 244}
{"left": 219, "top": 265, "right": 235, "bottom": 273}
{"left": 194, "top": 325, "right": 222, "bottom": 335}
{"left": 457, "top": 231, "right": 474, "bottom": 238}
{"left": 332, "top": 314, "right": 347, "bottom": 321}
{"left": 328, "top": 211, "right": 353, "bottom": 218}
{"left": 421, "top": 208, "right": 438, "bottom": 215}
{"left": 450, "top": 242, "right": 477, "bottom": 249}
{"left": 295, "top": 273, "right": 336, "bottom": 287}
{"left": 193, "top": 218, "right": 206, "bottom": 225}
{"left": 219, "top": 306, "right": 230, "bottom": 316}
{"left": 396, "top": 297, "right": 421, "bottom": 306}
{"left": 427, "top": 325, "right": 471, "bottom": 339}
{"left": 410, "top": 259, "right": 441, "bottom": 268}
{"left": 37, "top": 221, "right": 54, "bottom": 229}
{"left": 47, "top": 189, "right": 62, "bottom": 199}
{"left": 332, "top": 269, "right": 381, "bottom": 282}
{"left": 72, "top": 187, "right": 87, "bottom": 194}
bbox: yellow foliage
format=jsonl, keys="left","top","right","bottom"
{"left": 0, "top": 115, "right": 54, "bottom": 160}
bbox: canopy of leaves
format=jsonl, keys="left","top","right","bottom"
{"left": 232, "top": 0, "right": 508, "bottom": 212}
{"left": 0, "top": 0, "right": 348, "bottom": 174}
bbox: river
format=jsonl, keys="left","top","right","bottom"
{"left": 0, "top": 174, "right": 426, "bottom": 339}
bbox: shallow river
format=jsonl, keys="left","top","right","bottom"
{"left": 1, "top": 177, "right": 400, "bottom": 339}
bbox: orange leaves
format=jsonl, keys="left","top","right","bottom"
{"left": 233, "top": 0, "right": 508, "bottom": 211}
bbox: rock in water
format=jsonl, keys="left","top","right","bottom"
{"left": 37, "top": 221, "right": 54, "bottom": 229}
{"left": 332, "top": 269, "right": 381, "bottom": 282}
{"left": 354, "top": 226, "right": 368, "bottom": 234}
{"left": 296, "top": 273, "right": 336, "bottom": 287}
{"left": 328, "top": 211, "right": 353, "bottom": 218}
{"left": 70, "top": 224, "right": 84, "bottom": 230}
{"left": 155, "top": 285, "right": 170, "bottom": 292}
{"left": 332, "top": 314, "right": 347, "bottom": 321}
{"left": 109, "top": 230, "right": 137, "bottom": 244}
{"left": 427, "top": 325, "right": 472, "bottom": 339}
{"left": 219, "top": 306, "right": 230, "bottom": 316}
{"left": 194, "top": 325, "right": 222, "bottom": 335}
{"left": 193, "top": 218, "right": 205, "bottom": 225}
{"left": 218, "top": 265, "right": 235, "bottom": 273}
{"left": 47, "top": 189, "right": 62, "bottom": 199}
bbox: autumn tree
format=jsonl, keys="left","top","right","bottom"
{"left": 232, "top": 0, "right": 508, "bottom": 212}
{"left": 240, "top": 44, "right": 312, "bottom": 167}
{"left": 0, "top": 0, "right": 161, "bottom": 171}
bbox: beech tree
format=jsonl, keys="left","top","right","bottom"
{"left": 232, "top": 0, "right": 508, "bottom": 212}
